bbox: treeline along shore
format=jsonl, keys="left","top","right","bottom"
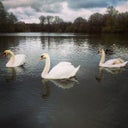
{"left": 0, "top": 1, "right": 128, "bottom": 33}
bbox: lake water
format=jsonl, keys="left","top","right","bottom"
{"left": 0, "top": 33, "right": 128, "bottom": 128}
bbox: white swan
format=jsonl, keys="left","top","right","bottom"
{"left": 40, "top": 53, "right": 80, "bottom": 79}
{"left": 3, "top": 50, "right": 26, "bottom": 67}
{"left": 98, "top": 49, "right": 128, "bottom": 68}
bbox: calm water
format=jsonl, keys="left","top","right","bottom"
{"left": 0, "top": 33, "right": 128, "bottom": 128}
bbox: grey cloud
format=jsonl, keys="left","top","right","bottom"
{"left": 67, "top": 0, "right": 109, "bottom": 9}
{"left": 31, "top": 1, "right": 62, "bottom": 13}
{"left": 66, "top": 0, "right": 128, "bottom": 9}
{"left": 2, "top": 0, "right": 63, "bottom": 13}
{"left": 2, "top": 0, "right": 128, "bottom": 13}
{"left": 42, "top": 4, "right": 62, "bottom": 13}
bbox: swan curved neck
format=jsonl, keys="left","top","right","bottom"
{"left": 100, "top": 49, "right": 105, "bottom": 65}
{"left": 42, "top": 55, "right": 50, "bottom": 78}
{"left": 8, "top": 51, "right": 15, "bottom": 64}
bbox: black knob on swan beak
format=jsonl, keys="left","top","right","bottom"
{"left": 2, "top": 52, "right": 7, "bottom": 58}
{"left": 40, "top": 55, "right": 44, "bottom": 60}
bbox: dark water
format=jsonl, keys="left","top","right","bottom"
{"left": 0, "top": 33, "right": 128, "bottom": 128}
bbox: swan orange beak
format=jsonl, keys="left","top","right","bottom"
{"left": 2, "top": 52, "right": 7, "bottom": 58}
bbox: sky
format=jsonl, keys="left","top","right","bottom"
{"left": 1, "top": 0, "right": 128, "bottom": 23}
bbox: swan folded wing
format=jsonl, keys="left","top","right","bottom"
{"left": 48, "top": 62, "right": 79, "bottom": 79}
{"left": 103, "top": 62, "right": 127, "bottom": 68}
{"left": 103, "top": 59, "right": 127, "bottom": 68}
{"left": 104, "top": 58, "right": 125, "bottom": 65}
{"left": 14, "top": 54, "right": 26, "bottom": 66}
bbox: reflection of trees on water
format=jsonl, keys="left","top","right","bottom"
{"left": 40, "top": 36, "right": 75, "bottom": 49}
{"left": 42, "top": 78, "right": 79, "bottom": 99}
{"left": 5, "top": 68, "right": 16, "bottom": 82}
{"left": 40, "top": 36, "right": 53, "bottom": 50}
{"left": 42, "top": 79, "right": 50, "bottom": 99}
{"left": 0, "top": 36, "right": 23, "bottom": 51}
{"left": 40, "top": 36, "right": 90, "bottom": 60}
{"left": 0, "top": 36, "right": 29, "bottom": 64}
{"left": 95, "top": 67, "right": 126, "bottom": 82}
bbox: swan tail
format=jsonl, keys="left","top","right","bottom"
{"left": 125, "top": 61, "right": 128, "bottom": 65}
{"left": 76, "top": 65, "right": 80, "bottom": 72}
{"left": 71, "top": 65, "right": 80, "bottom": 77}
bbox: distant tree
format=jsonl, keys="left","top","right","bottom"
{"left": 74, "top": 17, "right": 86, "bottom": 25}
{"left": 88, "top": 13, "right": 104, "bottom": 33}
{"left": 15, "top": 22, "right": 30, "bottom": 32}
{"left": 46, "top": 16, "right": 54, "bottom": 25}
{"left": 0, "top": 1, "right": 7, "bottom": 24}
{"left": 102, "top": 6, "right": 119, "bottom": 32}
{"left": 73, "top": 17, "right": 87, "bottom": 33}
{"left": 26, "top": 23, "right": 41, "bottom": 32}
{"left": 7, "top": 12, "right": 17, "bottom": 24}
{"left": 88, "top": 13, "right": 103, "bottom": 24}
{"left": 53, "top": 16, "right": 63, "bottom": 24}
{"left": 0, "top": 1, "right": 18, "bottom": 32}
{"left": 52, "top": 16, "right": 64, "bottom": 32}
{"left": 39, "top": 15, "right": 46, "bottom": 25}
{"left": 107, "top": 6, "right": 118, "bottom": 16}
{"left": 116, "top": 12, "right": 128, "bottom": 33}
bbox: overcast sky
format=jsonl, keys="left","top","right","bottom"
{"left": 1, "top": 0, "right": 128, "bottom": 23}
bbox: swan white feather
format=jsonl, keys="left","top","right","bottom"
{"left": 40, "top": 53, "right": 80, "bottom": 79}
{"left": 98, "top": 49, "right": 128, "bottom": 68}
{"left": 3, "top": 50, "right": 26, "bottom": 67}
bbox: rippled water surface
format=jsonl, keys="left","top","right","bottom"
{"left": 0, "top": 33, "right": 128, "bottom": 128}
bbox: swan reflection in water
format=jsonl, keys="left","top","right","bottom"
{"left": 5, "top": 66, "right": 25, "bottom": 82}
{"left": 95, "top": 67, "right": 126, "bottom": 82}
{"left": 42, "top": 78, "right": 79, "bottom": 98}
